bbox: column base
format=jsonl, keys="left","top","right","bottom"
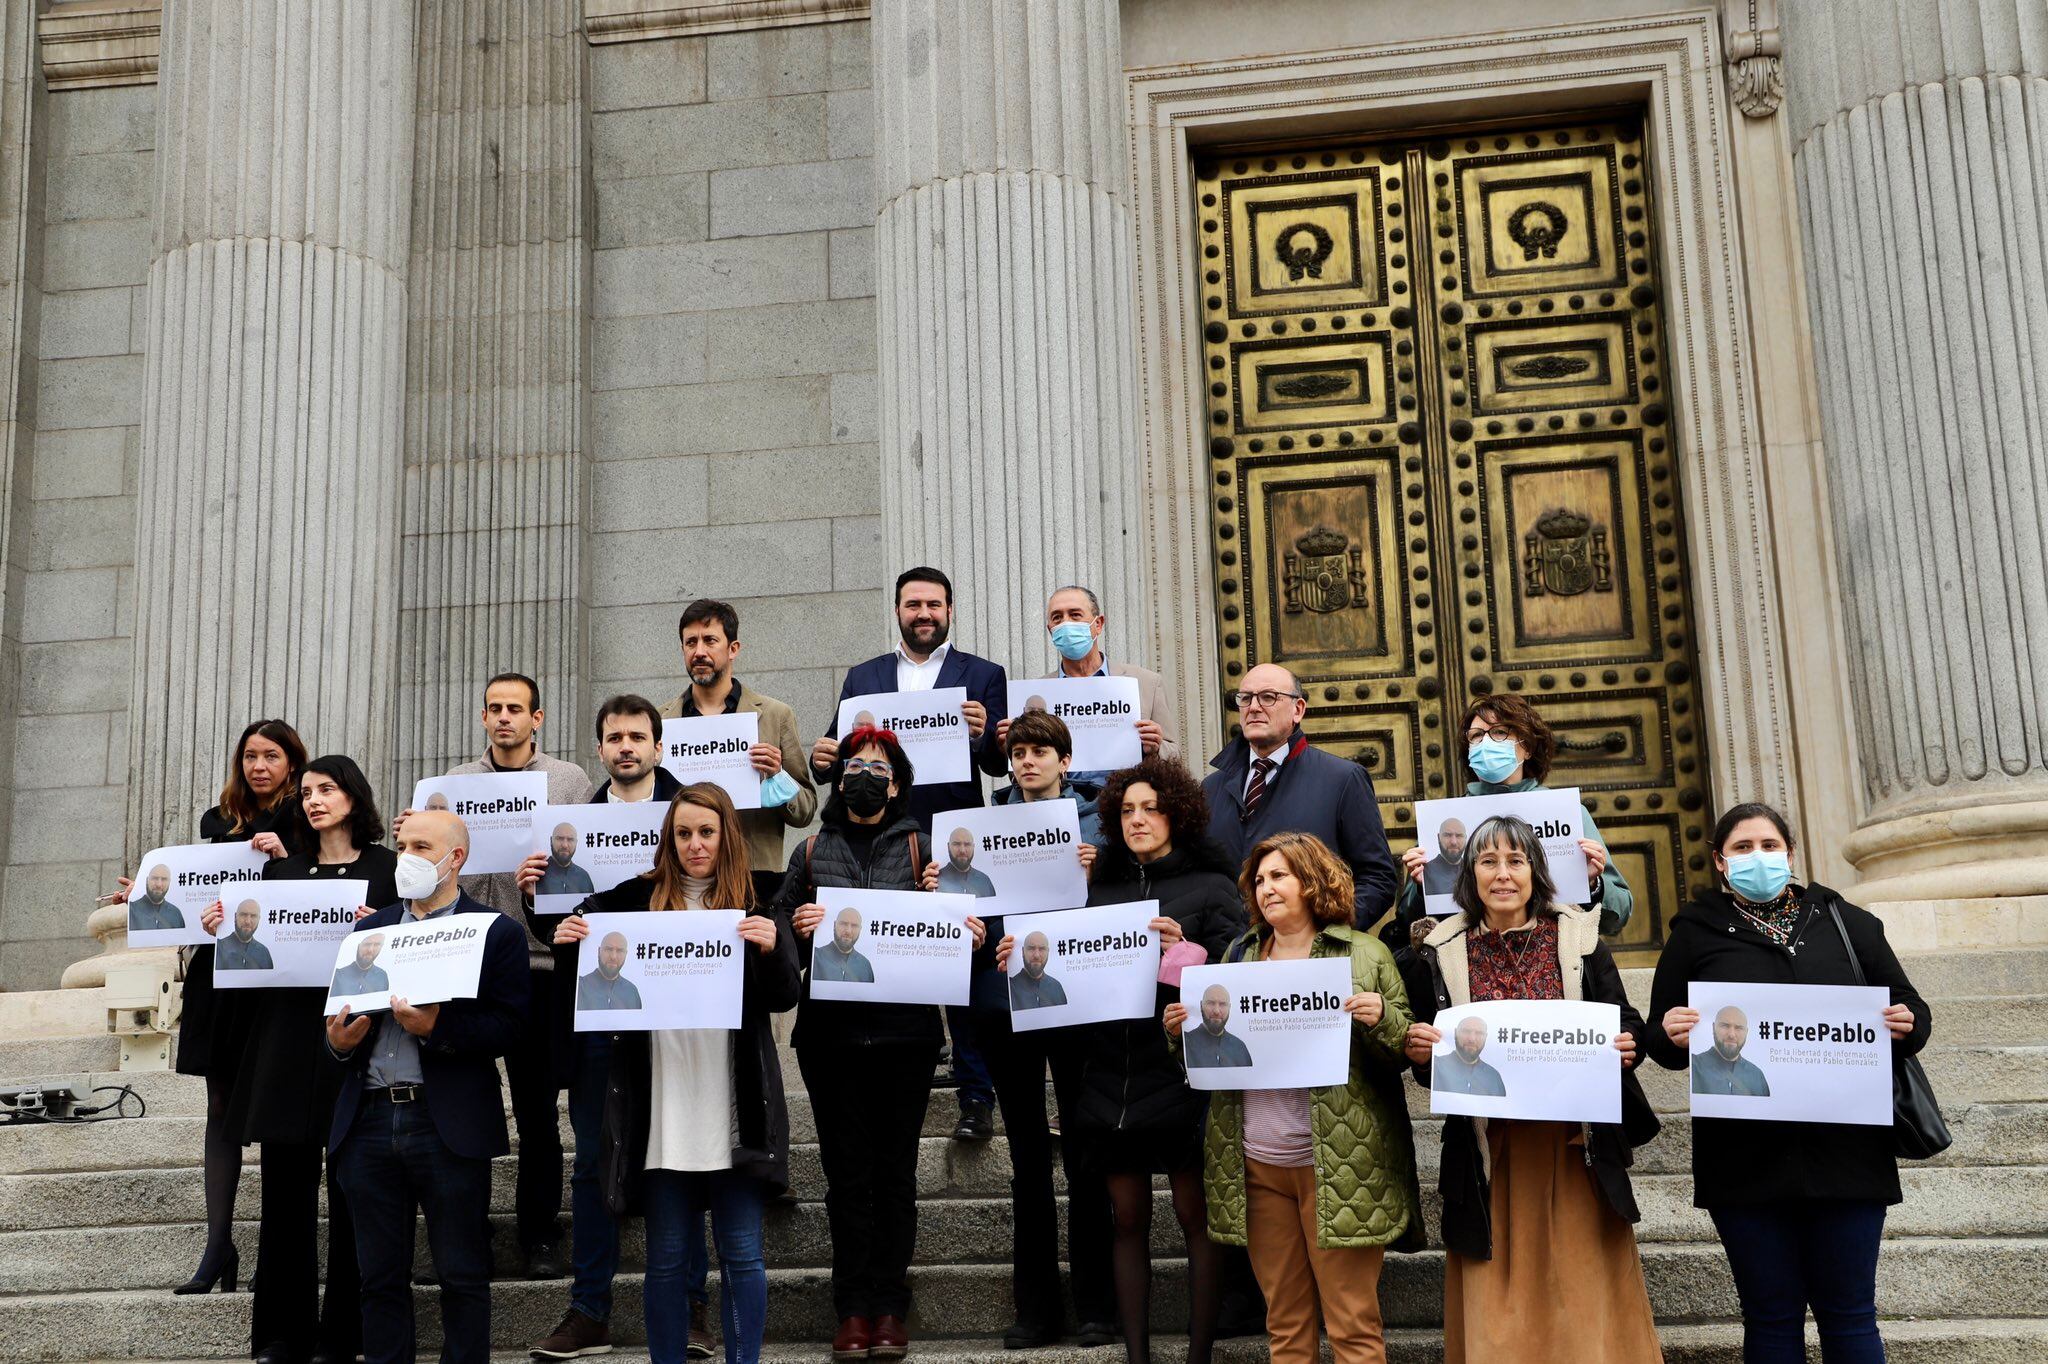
{"left": 1843, "top": 798, "right": 2048, "bottom": 951}
{"left": 58, "top": 904, "right": 179, "bottom": 989}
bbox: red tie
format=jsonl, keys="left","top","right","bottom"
{"left": 1244, "top": 757, "right": 1275, "bottom": 821}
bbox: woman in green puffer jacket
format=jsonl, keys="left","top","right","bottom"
{"left": 1168, "top": 830, "right": 1425, "bottom": 1364}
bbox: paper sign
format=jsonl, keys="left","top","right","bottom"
{"left": 1005, "top": 903, "right": 1161, "bottom": 1033}
{"left": 532, "top": 801, "right": 669, "bottom": 916}
{"left": 1178, "top": 957, "right": 1352, "bottom": 1091}
{"left": 660, "top": 713, "right": 762, "bottom": 810}
{"left": 572, "top": 910, "right": 747, "bottom": 1031}
{"left": 210, "top": 879, "right": 368, "bottom": 989}
{"left": 323, "top": 914, "right": 493, "bottom": 1016}
{"left": 931, "top": 800, "right": 1089, "bottom": 917}
{"left": 1414, "top": 787, "right": 1590, "bottom": 916}
{"left": 1687, "top": 981, "right": 1892, "bottom": 1126}
{"left": 124, "top": 841, "right": 272, "bottom": 947}
{"left": 409, "top": 772, "right": 548, "bottom": 875}
{"left": 837, "top": 687, "right": 970, "bottom": 785}
{"left": 1427, "top": 999, "right": 1623, "bottom": 1123}
{"left": 808, "top": 887, "right": 977, "bottom": 1006}
{"left": 1007, "top": 677, "right": 1143, "bottom": 773}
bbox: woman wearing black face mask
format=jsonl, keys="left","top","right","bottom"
{"left": 771, "top": 727, "right": 986, "bottom": 1362}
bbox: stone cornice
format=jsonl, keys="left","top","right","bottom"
{"left": 39, "top": 0, "right": 160, "bottom": 90}
{"left": 585, "top": 0, "right": 866, "bottom": 45}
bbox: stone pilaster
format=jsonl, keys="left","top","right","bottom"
{"left": 396, "top": 0, "right": 591, "bottom": 788}
{"left": 871, "top": 0, "right": 1144, "bottom": 674}
{"left": 125, "top": 1, "right": 415, "bottom": 849}
{"left": 1784, "top": 0, "right": 2048, "bottom": 944}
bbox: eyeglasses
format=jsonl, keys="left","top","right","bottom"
{"left": 1232, "top": 689, "right": 1303, "bottom": 711}
{"left": 843, "top": 759, "right": 894, "bottom": 778}
{"left": 1466, "top": 726, "right": 1517, "bottom": 744}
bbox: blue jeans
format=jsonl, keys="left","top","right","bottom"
{"left": 333, "top": 1092, "right": 493, "bottom": 1364}
{"left": 945, "top": 1005, "right": 994, "bottom": 1108}
{"left": 644, "top": 1169, "right": 767, "bottom": 1364}
{"left": 1710, "top": 1200, "right": 1888, "bottom": 1363}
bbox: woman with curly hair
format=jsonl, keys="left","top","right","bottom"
{"left": 1167, "top": 831, "right": 1421, "bottom": 1364}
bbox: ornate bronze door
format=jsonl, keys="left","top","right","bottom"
{"left": 1195, "top": 116, "right": 1712, "bottom": 958}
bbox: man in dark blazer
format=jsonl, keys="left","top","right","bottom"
{"left": 326, "top": 809, "right": 528, "bottom": 1364}
{"left": 808, "top": 565, "right": 1009, "bottom": 835}
{"left": 1202, "top": 661, "right": 1401, "bottom": 934}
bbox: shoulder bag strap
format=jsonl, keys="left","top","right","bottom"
{"left": 1825, "top": 895, "right": 1869, "bottom": 986}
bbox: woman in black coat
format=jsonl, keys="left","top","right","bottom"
{"left": 1647, "top": 802, "right": 1930, "bottom": 1364}
{"left": 169, "top": 718, "right": 308, "bottom": 1297}
{"left": 1068, "top": 756, "right": 1245, "bottom": 1364}
{"left": 234, "top": 756, "right": 393, "bottom": 1364}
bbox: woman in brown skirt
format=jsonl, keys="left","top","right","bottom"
{"left": 1399, "top": 813, "right": 1664, "bottom": 1363}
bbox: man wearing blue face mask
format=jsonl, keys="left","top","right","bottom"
{"left": 1000, "top": 585, "right": 1179, "bottom": 787}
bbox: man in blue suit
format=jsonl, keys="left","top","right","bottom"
{"left": 325, "top": 809, "right": 528, "bottom": 1364}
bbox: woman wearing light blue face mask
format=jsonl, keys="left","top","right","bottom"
{"left": 1385, "top": 695, "right": 1631, "bottom": 948}
{"left": 1643, "top": 802, "right": 1929, "bottom": 1364}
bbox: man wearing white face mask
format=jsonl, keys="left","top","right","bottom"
{"left": 996, "top": 585, "right": 1179, "bottom": 788}
{"left": 325, "top": 810, "right": 530, "bottom": 1364}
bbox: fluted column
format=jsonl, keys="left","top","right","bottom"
{"left": 1785, "top": 0, "right": 2048, "bottom": 938}
{"left": 872, "top": 0, "right": 1144, "bottom": 675}
{"left": 397, "top": 0, "right": 591, "bottom": 790}
{"left": 127, "top": 1, "right": 415, "bottom": 849}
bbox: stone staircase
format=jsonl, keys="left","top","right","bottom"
{"left": 1, "top": 947, "right": 2044, "bottom": 1363}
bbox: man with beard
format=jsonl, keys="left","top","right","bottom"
{"left": 130, "top": 863, "right": 186, "bottom": 932}
{"left": 1432, "top": 1015, "right": 1508, "bottom": 1096}
{"left": 536, "top": 824, "right": 596, "bottom": 897}
{"left": 935, "top": 827, "right": 998, "bottom": 899}
{"left": 1692, "top": 1005, "right": 1771, "bottom": 1096}
{"left": 576, "top": 932, "right": 642, "bottom": 1011}
{"left": 217, "top": 899, "right": 275, "bottom": 970}
{"left": 1007, "top": 931, "right": 1066, "bottom": 1010}
{"left": 1184, "top": 984, "right": 1254, "bottom": 1068}
{"left": 812, "top": 907, "right": 876, "bottom": 983}
{"left": 332, "top": 934, "right": 391, "bottom": 995}
{"left": 1423, "top": 817, "right": 1467, "bottom": 898}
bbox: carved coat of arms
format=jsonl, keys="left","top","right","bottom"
{"left": 1284, "top": 525, "right": 1368, "bottom": 614}
{"left": 1523, "top": 508, "right": 1613, "bottom": 597}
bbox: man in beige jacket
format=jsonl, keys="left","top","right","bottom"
{"left": 657, "top": 597, "right": 818, "bottom": 905}
{"left": 1001, "top": 584, "right": 1180, "bottom": 786}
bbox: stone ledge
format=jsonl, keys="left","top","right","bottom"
{"left": 38, "top": 0, "right": 161, "bottom": 91}
{"left": 585, "top": 0, "right": 865, "bottom": 45}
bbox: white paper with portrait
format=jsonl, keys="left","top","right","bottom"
{"left": 532, "top": 801, "right": 669, "bottom": 916}
{"left": 571, "top": 910, "right": 747, "bottom": 1031}
{"left": 1006, "top": 903, "right": 1161, "bottom": 1033}
{"left": 659, "top": 713, "right": 761, "bottom": 810}
{"left": 1426, "top": 998, "right": 1623, "bottom": 1123}
{"left": 807, "top": 887, "right": 977, "bottom": 1007}
{"left": 1687, "top": 981, "right": 1892, "bottom": 1126}
{"left": 1004, "top": 677, "right": 1143, "bottom": 773}
{"left": 211, "top": 879, "right": 368, "bottom": 989}
{"left": 123, "top": 841, "right": 272, "bottom": 947}
{"left": 1178, "top": 958, "right": 1352, "bottom": 1091}
{"left": 323, "top": 915, "right": 493, "bottom": 1017}
{"left": 408, "top": 772, "right": 547, "bottom": 875}
{"left": 1414, "top": 787, "right": 1589, "bottom": 917}
{"left": 837, "top": 687, "right": 970, "bottom": 785}
{"left": 930, "top": 800, "right": 1089, "bottom": 917}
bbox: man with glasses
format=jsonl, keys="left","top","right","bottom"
{"left": 1201, "top": 662, "right": 1399, "bottom": 930}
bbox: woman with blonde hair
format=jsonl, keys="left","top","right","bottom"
{"left": 1168, "top": 831, "right": 1421, "bottom": 1364}
{"left": 553, "top": 783, "right": 800, "bottom": 1364}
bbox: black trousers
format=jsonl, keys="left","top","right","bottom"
{"left": 251, "top": 1141, "right": 360, "bottom": 1357}
{"left": 505, "top": 962, "right": 564, "bottom": 1250}
{"left": 797, "top": 1040, "right": 941, "bottom": 1321}
{"left": 978, "top": 1016, "right": 1117, "bottom": 1330}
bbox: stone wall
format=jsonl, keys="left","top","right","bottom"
{"left": 584, "top": 21, "right": 879, "bottom": 748}
{"left": 0, "top": 83, "right": 152, "bottom": 989}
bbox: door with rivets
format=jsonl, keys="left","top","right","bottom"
{"left": 1195, "top": 115, "right": 1712, "bottom": 959}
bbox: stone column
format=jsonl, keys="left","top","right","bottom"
{"left": 397, "top": 0, "right": 591, "bottom": 790}
{"left": 1784, "top": 0, "right": 2048, "bottom": 945}
{"left": 871, "top": 0, "right": 1144, "bottom": 675}
{"left": 126, "top": 1, "right": 416, "bottom": 849}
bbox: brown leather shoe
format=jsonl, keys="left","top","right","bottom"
{"left": 686, "top": 1298, "right": 714, "bottom": 1360}
{"left": 870, "top": 1315, "right": 909, "bottom": 1361}
{"left": 530, "top": 1309, "right": 612, "bottom": 1359}
{"left": 832, "top": 1316, "right": 873, "bottom": 1361}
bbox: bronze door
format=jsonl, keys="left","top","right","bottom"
{"left": 1195, "top": 116, "right": 1712, "bottom": 958}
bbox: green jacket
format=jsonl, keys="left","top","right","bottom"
{"left": 1196, "top": 922, "right": 1426, "bottom": 1251}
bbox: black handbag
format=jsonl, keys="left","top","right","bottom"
{"left": 1825, "top": 899, "right": 1952, "bottom": 1159}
